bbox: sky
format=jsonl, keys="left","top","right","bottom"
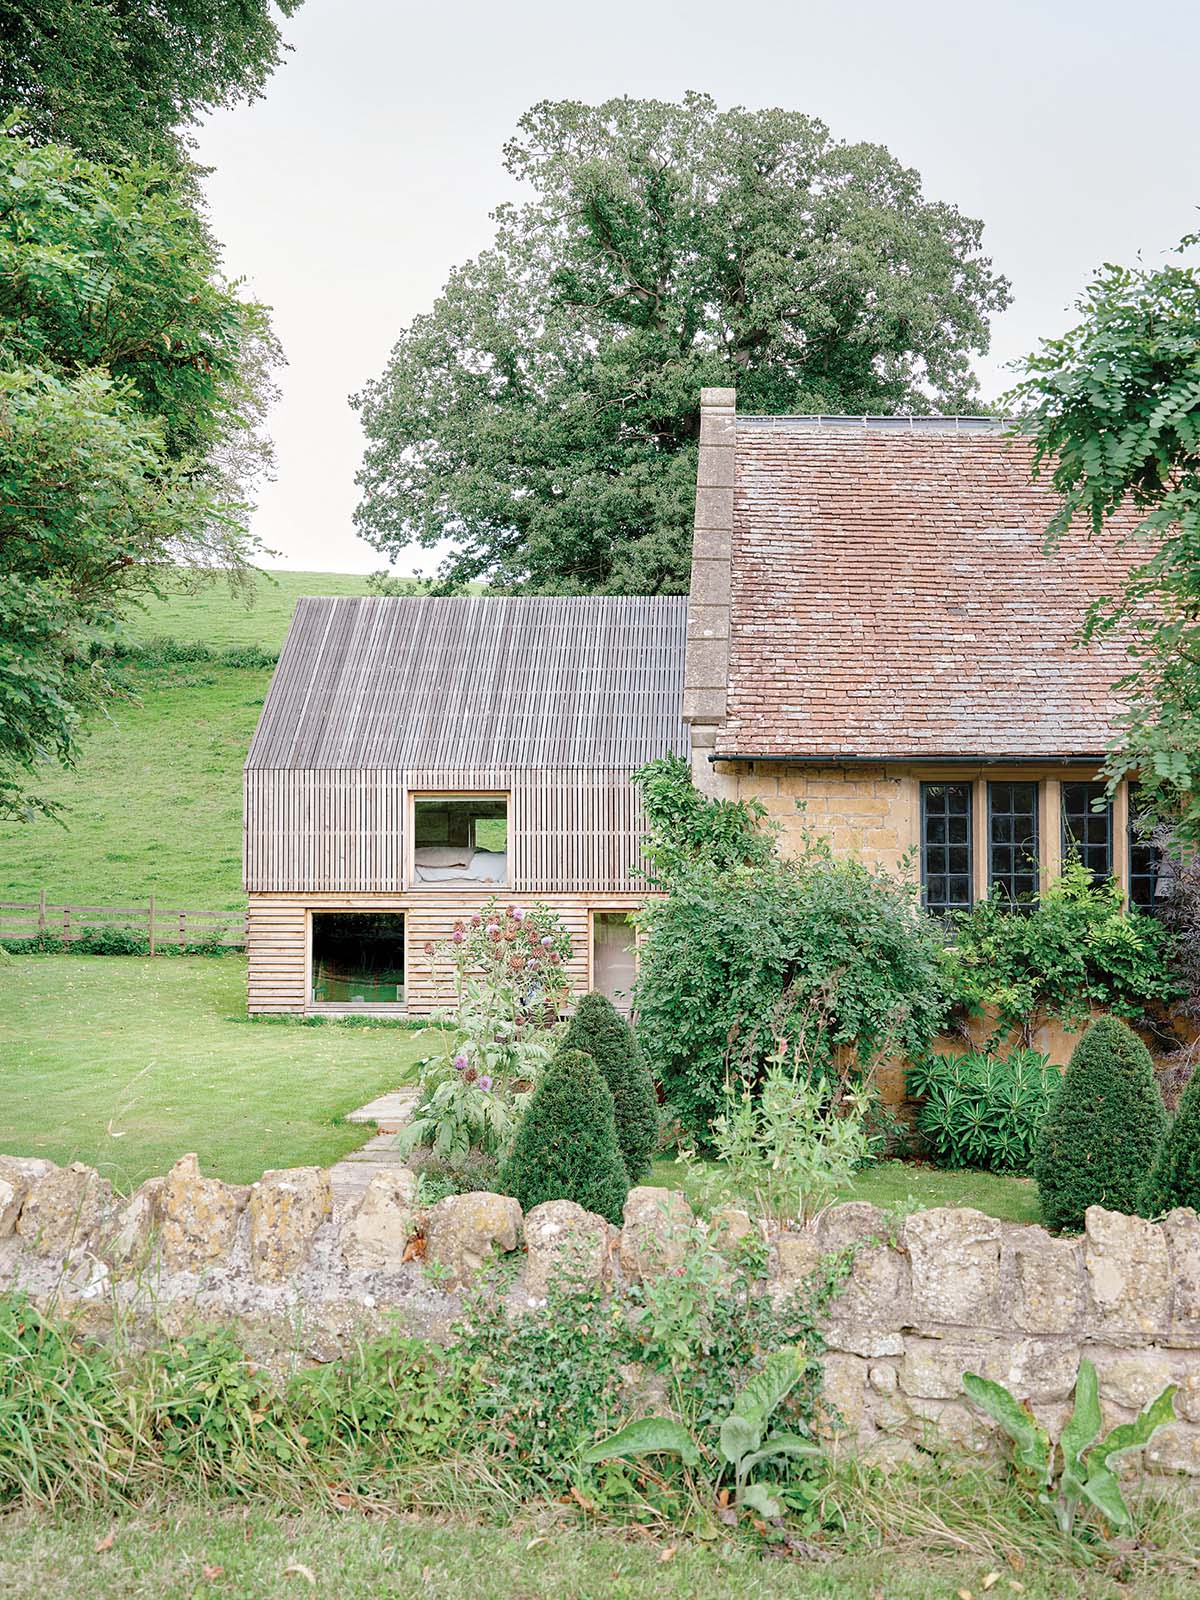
{"left": 194, "top": 0, "right": 1200, "bottom": 575}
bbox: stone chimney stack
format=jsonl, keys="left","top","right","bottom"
{"left": 682, "top": 388, "right": 736, "bottom": 792}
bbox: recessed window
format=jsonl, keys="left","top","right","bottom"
{"left": 920, "top": 782, "right": 973, "bottom": 916}
{"left": 592, "top": 911, "right": 638, "bottom": 1012}
{"left": 1061, "top": 781, "right": 1112, "bottom": 883}
{"left": 411, "top": 796, "right": 508, "bottom": 886}
{"left": 311, "top": 912, "right": 405, "bottom": 1006}
{"left": 1128, "top": 785, "right": 1163, "bottom": 910}
{"left": 988, "top": 781, "right": 1039, "bottom": 901}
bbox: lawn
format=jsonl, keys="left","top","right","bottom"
{"left": 648, "top": 1155, "right": 1041, "bottom": 1226}
{"left": 0, "top": 955, "right": 429, "bottom": 1192}
{"left": 1, "top": 1508, "right": 1193, "bottom": 1600}
{"left": 123, "top": 568, "right": 378, "bottom": 650}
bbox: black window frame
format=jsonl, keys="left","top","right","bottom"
{"left": 987, "top": 780, "right": 1040, "bottom": 902}
{"left": 920, "top": 781, "right": 974, "bottom": 917}
{"left": 1127, "top": 784, "right": 1162, "bottom": 910}
{"left": 1060, "top": 780, "right": 1113, "bottom": 884}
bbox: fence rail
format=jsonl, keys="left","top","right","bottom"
{"left": 0, "top": 892, "right": 246, "bottom": 953}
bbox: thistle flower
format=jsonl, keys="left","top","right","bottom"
{"left": 453, "top": 1053, "right": 469, "bottom": 1071}
{"left": 540, "top": 934, "right": 554, "bottom": 948}
{"left": 478, "top": 1074, "right": 493, "bottom": 1092}
{"left": 512, "top": 906, "right": 525, "bottom": 922}
{"left": 452, "top": 928, "right": 465, "bottom": 944}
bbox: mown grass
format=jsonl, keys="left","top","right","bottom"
{"left": 1, "top": 1504, "right": 1196, "bottom": 1600}
{"left": 0, "top": 954, "right": 429, "bottom": 1190}
{"left": 648, "top": 1155, "right": 1041, "bottom": 1226}
{"left": 121, "top": 568, "right": 379, "bottom": 649}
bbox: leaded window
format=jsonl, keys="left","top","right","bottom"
{"left": 1128, "top": 785, "right": 1162, "bottom": 910}
{"left": 1060, "top": 781, "right": 1112, "bottom": 883}
{"left": 988, "top": 781, "right": 1039, "bottom": 901}
{"left": 921, "top": 782, "right": 973, "bottom": 915}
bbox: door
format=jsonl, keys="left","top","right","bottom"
{"left": 591, "top": 911, "right": 637, "bottom": 1013}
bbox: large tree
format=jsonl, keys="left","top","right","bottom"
{"left": 0, "top": 132, "right": 271, "bottom": 819}
{"left": 1012, "top": 233, "right": 1200, "bottom": 844}
{"left": 0, "top": 1, "right": 304, "bottom": 167}
{"left": 354, "top": 93, "right": 1010, "bottom": 593}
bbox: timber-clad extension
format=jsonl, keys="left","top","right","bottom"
{"left": 244, "top": 594, "right": 687, "bottom": 1014}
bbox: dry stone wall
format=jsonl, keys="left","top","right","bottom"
{"left": 1, "top": 1153, "right": 1199, "bottom": 1477}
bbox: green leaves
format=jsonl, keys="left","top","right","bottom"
{"left": 582, "top": 1417, "right": 701, "bottom": 1469}
{"left": 912, "top": 1048, "right": 1057, "bottom": 1175}
{"left": 962, "top": 1373, "right": 1053, "bottom": 1485}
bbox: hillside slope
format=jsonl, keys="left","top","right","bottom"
{"left": 0, "top": 571, "right": 376, "bottom": 912}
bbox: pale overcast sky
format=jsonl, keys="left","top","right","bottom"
{"left": 194, "top": 0, "right": 1199, "bottom": 575}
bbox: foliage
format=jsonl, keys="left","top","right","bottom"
{"left": 682, "top": 1058, "right": 870, "bottom": 1224}
{"left": 353, "top": 92, "right": 1009, "bottom": 594}
{"left": 399, "top": 901, "right": 570, "bottom": 1161}
{"left": 634, "top": 753, "right": 775, "bottom": 882}
{"left": 1011, "top": 233, "right": 1200, "bottom": 847}
{"left": 635, "top": 840, "right": 948, "bottom": 1141}
{"left": 584, "top": 1344, "right": 820, "bottom": 1521}
{"left": 560, "top": 991, "right": 660, "bottom": 1182}
{"left": 907, "top": 1048, "right": 1058, "bottom": 1175}
{"left": 499, "top": 1047, "right": 630, "bottom": 1224}
{"left": 1033, "top": 1017, "right": 1168, "bottom": 1232}
{"left": 964, "top": 1358, "right": 1176, "bottom": 1538}
{"left": 941, "top": 861, "right": 1181, "bottom": 1036}
{"left": 1142, "top": 1056, "right": 1200, "bottom": 1214}
{"left": 0, "top": 131, "right": 275, "bottom": 818}
{"left": 0, "top": 0, "right": 304, "bottom": 169}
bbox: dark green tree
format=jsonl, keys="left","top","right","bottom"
{"left": 353, "top": 92, "right": 1010, "bottom": 595}
{"left": 1142, "top": 1066, "right": 1200, "bottom": 1215}
{"left": 560, "top": 991, "right": 659, "bottom": 1182}
{"left": 1033, "top": 1018, "right": 1167, "bottom": 1232}
{"left": 0, "top": 131, "right": 272, "bottom": 818}
{"left": 0, "top": 1, "right": 304, "bottom": 167}
{"left": 500, "top": 1048, "right": 630, "bottom": 1225}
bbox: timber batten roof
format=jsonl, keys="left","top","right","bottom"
{"left": 246, "top": 594, "right": 689, "bottom": 771}
{"left": 717, "top": 422, "right": 1144, "bottom": 763}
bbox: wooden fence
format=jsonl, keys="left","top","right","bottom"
{"left": 0, "top": 892, "right": 246, "bottom": 953}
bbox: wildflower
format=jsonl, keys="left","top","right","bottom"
{"left": 453, "top": 1053, "right": 469, "bottom": 1071}
{"left": 470, "top": 913, "right": 482, "bottom": 928}
{"left": 478, "top": 1074, "right": 493, "bottom": 1092}
{"left": 540, "top": 934, "right": 554, "bottom": 948}
{"left": 512, "top": 907, "right": 525, "bottom": 922}
{"left": 548, "top": 951, "right": 561, "bottom": 965}
{"left": 452, "top": 928, "right": 465, "bottom": 944}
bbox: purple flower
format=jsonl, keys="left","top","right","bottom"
{"left": 512, "top": 907, "right": 525, "bottom": 922}
{"left": 540, "top": 934, "right": 553, "bottom": 948}
{"left": 452, "top": 928, "right": 465, "bottom": 944}
{"left": 453, "top": 1053, "right": 469, "bottom": 1071}
{"left": 477, "top": 1074, "right": 493, "bottom": 1092}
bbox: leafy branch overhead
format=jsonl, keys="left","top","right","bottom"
{"left": 353, "top": 92, "right": 1010, "bottom": 594}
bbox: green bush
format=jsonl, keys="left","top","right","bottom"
{"left": 1033, "top": 1017, "right": 1167, "bottom": 1231}
{"left": 1142, "top": 1064, "right": 1200, "bottom": 1215}
{"left": 560, "top": 991, "right": 660, "bottom": 1181}
{"left": 943, "top": 862, "right": 1182, "bottom": 1037}
{"left": 908, "top": 1048, "right": 1058, "bottom": 1174}
{"left": 500, "top": 1047, "right": 630, "bottom": 1224}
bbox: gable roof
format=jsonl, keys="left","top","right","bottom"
{"left": 246, "top": 594, "right": 688, "bottom": 771}
{"left": 716, "top": 418, "right": 1143, "bottom": 763}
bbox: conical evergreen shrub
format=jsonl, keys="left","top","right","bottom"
{"left": 500, "top": 1047, "right": 630, "bottom": 1225}
{"left": 1033, "top": 1016, "right": 1167, "bottom": 1232}
{"left": 1142, "top": 1066, "right": 1200, "bottom": 1215}
{"left": 560, "top": 991, "right": 660, "bottom": 1182}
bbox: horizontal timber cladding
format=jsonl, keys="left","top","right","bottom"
{"left": 243, "top": 768, "right": 651, "bottom": 895}
{"left": 245, "top": 890, "right": 648, "bottom": 1016}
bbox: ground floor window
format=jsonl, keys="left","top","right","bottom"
{"left": 987, "top": 781, "right": 1040, "bottom": 902}
{"left": 311, "top": 912, "right": 405, "bottom": 1006}
{"left": 920, "top": 781, "right": 973, "bottom": 915}
{"left": 592, "top": 911, "right": 638, "bottom": 1011}
{"left": 1128, "top": 786, "right": 1164, "bottom": 909}
{"left": 1061, "top": 780, "right": 1112, "bottom": 882}
{"left": 411, "top": 795, "right": 508, "bottom": 886}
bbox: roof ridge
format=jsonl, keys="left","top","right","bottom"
{"left": 737, "top": 414, "right": 1009, "bottom": 432}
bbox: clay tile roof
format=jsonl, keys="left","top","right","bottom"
{"left": 719, "top": 419, "right": 1143, "bottom": 762}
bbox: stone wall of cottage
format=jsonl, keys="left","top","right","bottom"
{"left": 1, "top": 1152, "right": 1198, "bottom": 1476}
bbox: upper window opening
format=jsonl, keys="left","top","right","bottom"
{"left": 412, "top": 796, "right": 508, "bottom": 886}
{"left": 988, "top": 781, "right": 1039, "bottom": 902}
{"left": 1061, "top": 781, "right": 1113, "bottom": 884}
{"left": 920, "top": 782, "right": 973, "bottom": 916}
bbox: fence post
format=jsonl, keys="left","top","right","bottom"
{"left": 37, "top": 888, "right": 46, "bottom": 937}
{"left": 178, "top": 908, "right": 186, "bottom": 948}
{"left": 148, "top": 894, "right": 156, "bottom": 958}
{"left": 62, "top": 904, "right": 70, "bottom": 941}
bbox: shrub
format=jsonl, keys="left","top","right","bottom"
{"left": 943, "top": 862, "right": 1182, "bottom": 1038}
{"left": 1033, "top": 1017, "right": 1167, "bottom": 1231}
{"left": 635, "top": 851, "right": 948, "bottom": 1141}
{"left": 560, "top": 992, "right": 659, "bottom": 1181}
{"left": 908, "top": 1048, "right": 1058, "bottom": 1174}
{"left": 500, "top": 1047, "right": 629, "bottom": 1224}
{"left": 1142, "top": 1062, "right": 1200, "bottom": 1215}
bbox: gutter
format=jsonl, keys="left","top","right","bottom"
{"left": 709, "top": 752, "right": 1111, "bottom": 768}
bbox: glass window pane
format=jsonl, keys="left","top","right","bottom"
{"left": 921, "top": 782, "right": 973, "bottom": 915}
{"left": 988, "top": 781, "right": 1040, "bottom": 902}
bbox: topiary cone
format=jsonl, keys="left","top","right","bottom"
{"left": 500, "top": 1046, "right": 630, "bottom": 1225}
{"left": 560, "top": 991, "right": 660, "bottom": 1182}
{"left": 1033, "top": 1016, "right": 1167, "bottom": 1233}
{"left": 1142, "top": 1063, "right": 1200, "bottom": 1216}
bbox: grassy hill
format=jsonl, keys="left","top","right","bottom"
{"left": 0, "top": 571, "right": 377, "bottom": 914}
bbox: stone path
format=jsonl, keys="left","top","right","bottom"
{"left": 330, "top": 1087, "right": 419, "bottom": 1211}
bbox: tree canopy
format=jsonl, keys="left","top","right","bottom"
{"left": 1012, "top": 234, "right": 1200, "bottom": 844}
{"left": 0, "top": 0, "right": 304, "bottom": 167}
{"left": 0, "top": 132, "right": 270, "bottom": 819}
{"left": 354, "top": 92, "right": 1010, "bottom": 593}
